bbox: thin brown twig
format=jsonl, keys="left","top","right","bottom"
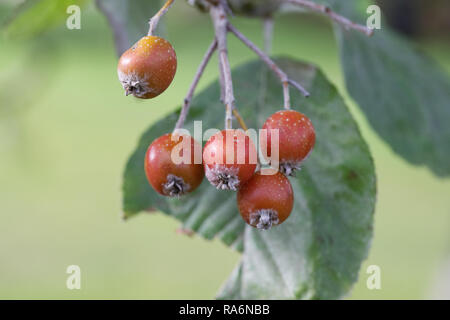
{"left": 227, "top": 23, "right": 310, "bottom": 109}
{"left": 285, "top": 0, "right": 374, "bottom": 36}
{"left": 148, "top": 0, "right": 175, "bottom": 36}
{"left": 211, "top": 2, "right": 235, "bottom": 129}
{"left": 174, "top": 39, "right": 218, "bottom": 130}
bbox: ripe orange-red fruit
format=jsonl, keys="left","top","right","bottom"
{"left": 237, "top": 171, "right": 294, "bottom": 230}
{"left": 203, "top": 129, "right": 257, "bottom": 191}
{"left": 145, "top": 133, "right": 204, "bottom": 197}
{"left": 118, "top": 36, "right": 177, "bottom": 99}
{"left": 261, "top": 110, "right": 315, "bottom": 176}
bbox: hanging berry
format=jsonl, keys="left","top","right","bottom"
{"left": 117, "top": 36, "right": 177, "bottom": 99}
{"left": 203, "top": 129, "right": 257, "bottom": 191}
{"left": 238, "top": 171, "right": 294, "bottom": 230}
{"left": 261, "top": 110, "right": 315, "bottom": 176}
{"left": 145, "top": 133, "right": 204, "bottom": 197}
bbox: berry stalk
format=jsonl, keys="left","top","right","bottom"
{"left": 174, "top": 38, "right": 218, "bottom": 130}
{"left": 227, "top": 23, "right": 310, "bottom": 109}
{"left": 148, "top": 0, "right": 175, "bottom": 36}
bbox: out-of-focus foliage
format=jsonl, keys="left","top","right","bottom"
{"left": 0, "top": 40, "right": 58, "bottom": 119}
{"left": 96, "top": 0, "right": 164, "bottom": 56}
{"left": 0, "top": 2, "right": 15, "bottom": 25}
{"left": 227, "top": 0, "right": 281, "bottom": 17}
{"left": 337, "top": 26, "right": 450, "bottom": 176}
{"left": 2, "top": 0, "right": 89, "bottom": 39}
{"left": 324, "top": 0, "right": 450, "bottom": 176}
{"left": 186, "top": 0, "right": 281, "bottom": 16}
{"left": 265, "top": 0, "right": 450, "bottom": 176}
{"left": 377, "top": 0, "right": 450, "bottom": 37}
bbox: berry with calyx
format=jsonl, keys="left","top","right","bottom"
{"left": 203, "top": 129, "right": 257, "bottom": 191}
{"left": 237, "top": 171, "right": 294, "bottom": 230}
{"left": 145, "top": 133, "right": 203, "bottom": 197}
{"left": 261, "top": 110, "right": 315, "bottom": 176}
{"left": 118, "top": 36, "right": 177, "bottom": 99}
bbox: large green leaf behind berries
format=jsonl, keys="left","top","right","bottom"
{"left": 123, "top": 58, "right": 376, "bottom": 299}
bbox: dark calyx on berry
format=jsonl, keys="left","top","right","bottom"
{"left": 163, "top": 174, "right": 190, "bottom": 197}
{"left": 279, "top": 160, "right": 302, "bottom": 177}
{"left": 124, "top": 81, "right": 145, "bottom": 97}
{"left": 249, "top": 209, "right": 280, "bottom": 230}
{"left": 205, "top": 165, "right": 240, "bottom": 191}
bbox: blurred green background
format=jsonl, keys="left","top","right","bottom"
{"left": 1, "top": 1, "right": 450, "bottom": 299}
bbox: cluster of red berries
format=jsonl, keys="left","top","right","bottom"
{"left": 118, "top": 36, "right": 315, "bottom": 230}
{"left": 143, "top": 110, "right": 315, "bottom": 230}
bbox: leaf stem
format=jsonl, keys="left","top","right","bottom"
{"left": 284, "top": 0, "right": 374, "bottom": 36}
{"left": 148, "top": 0, "right": 175, "bottom": 36}
{"left": 174, "top": 39, "right": 218, "bottom": 131}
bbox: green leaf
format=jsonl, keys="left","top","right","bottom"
{"left": 3, "top": 0, "right": 88, "bottom": 39}
{"left": 95, "top": 0, "right": 164, "bottom": 56}
{"left": 123, "top": 58, "right": 376, "bottom": 299}
{"left": 312, "top": 0, "right": 450, "bottom": 176}
{"left": 336, "top": 27, "right": 450, "bottom": 177}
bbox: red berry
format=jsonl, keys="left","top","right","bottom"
{"left": 118, "top": 36, "right": 177, "bottom": 99}
{"left": 145, "top": 133, "right": 204, "bottom": 197}
{"left": 203, "top": 129, "right": 257, "bottom": 191}
{"left": 261, "top": 110, "right": 315, "bottom": 176}
{"left": 237, "top": 171, "right": 294, "bottom": 230}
